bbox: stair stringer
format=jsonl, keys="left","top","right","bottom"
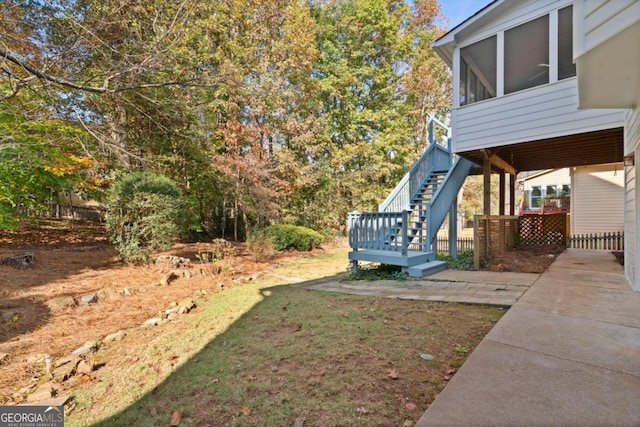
{"left": 424, "top": 157, "right": 475, "bottom": 252}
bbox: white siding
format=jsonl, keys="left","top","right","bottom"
{"left": 626, "top": 104, "right": 640, "bottom": 291}
{"left": 452, "top": 78, "right": 625, "bottom": 152}
{"left": 571, "top": 164, "right": 624, "bottom": 234}
{"left": 625, "top": 160, "right": 636, "bottom": 288}
{"left": 625, "top": 107, "right": 640, "bottom": 154}
{"left": 522, "top": 169, "right": 570, "bottom": 190}
{"left": 576, "top": 0, "right": 640, "bottom": 55}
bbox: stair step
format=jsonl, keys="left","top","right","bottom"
{"left": 407, "top": 260, "right": 446, "bottom": 278}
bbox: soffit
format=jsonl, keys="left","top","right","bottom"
{"left": 460, "top": 127, "right": 624, "bottom": 173}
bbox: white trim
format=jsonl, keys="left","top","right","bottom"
{"left": 497, "top": 31, "right": 505, "bottom": 97}
{"left": 549, "top": 9, "right": 559, "bottom": 83}
{"left": 573, "top": 0, "right": 585, "bottom": 59}
{"left": 453, "top": 47, "right": 461, "bottom": 109}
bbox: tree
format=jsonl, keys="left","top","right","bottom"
{"left": 0, "top": 0, "right": 452, "bottom": 238}
{"left": 106, "top": 171, "right": 183, "bottom": 263}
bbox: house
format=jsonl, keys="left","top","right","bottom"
{"left": 571, "top": 163, "right": 624, "bottom": 234}
{"left": 517, "top": 163, "right": 624, "bottom": 235}
{"left": 517, "top": 168, "right": 571, "bottom": 213}
{"left": 431, "top": 0, "right": 639, "bottom": 291}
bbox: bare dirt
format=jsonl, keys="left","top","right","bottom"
{"left": 0, "top": 219, "right": 322, "bottom": 403}
{"left": 488, "top": 245, "right": 566, "bottom": 273}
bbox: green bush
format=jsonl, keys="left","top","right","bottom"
{"left": 106, "top": 171, "right": 183, "bottom": 264}
{"left": 257, "top": 224, "right": 324, "bottom": 251}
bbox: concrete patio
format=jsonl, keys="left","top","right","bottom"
{"left": 417, "top": 249, "right": 640, "bottom": 427}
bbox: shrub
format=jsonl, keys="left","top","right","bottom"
{"left": 266, "top": 224, "right": 324, "bottom": 251}
{"left": 258, "top": 224, "right": 324, "bottom": 252}
{"left": 106, "top": 171, "right": 183, "bottom": 264}
{"left": 246, "top": 234, "right": 277, "bottom": 262}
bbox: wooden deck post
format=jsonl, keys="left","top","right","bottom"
{"left": 483, "top": 158, "right": 491, "bottom": 215}
{"left": 499, "top": 171, "right": 506, "bottom": 215}
{"left": 449, "top": 197, "right": 458, "bottom": 259}
{"left": 510, "top": 173, "right": 516, "bottom": 216}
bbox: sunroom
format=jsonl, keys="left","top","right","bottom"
{"left": 432, "top": 0, "right": 625, "bottom": 180}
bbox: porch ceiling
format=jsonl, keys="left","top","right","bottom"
{"left": 459, "top": 127, "right": 624, "bottom": 173}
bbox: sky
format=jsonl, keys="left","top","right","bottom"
{"left": 438, "top": 0, "right": 494, "bottom": 29}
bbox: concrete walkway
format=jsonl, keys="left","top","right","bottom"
{"left": 417, "top": 250, "right": 640, "bottom": 427}
{"left": 295, "top": 269, "right": 539, "bottom": 306}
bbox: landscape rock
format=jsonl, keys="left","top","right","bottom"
{"left": 26, "top": 382, "right": 57, "bottom": 402}
{"left": 25, "top": 354, "right": 47, "bottom": 364}
{"left": 143, "top": 317, "right": 163, "bottom": 327}
{"left": 159, "top": 271, "right": 180, "bottom": 286}
{"left": 103, "top": 330, "right": 127, "bottom": 343}
{"left": 123, "top": 287, "right": 135, "bottom": 296}
{"left": 72, "top": 341, "right": 97, "bottom": 355}
{"left": 52, "top": 355, "right": 81, "bottom": 382}
{"left": 97, "top": 288, "right": 120, "bottom": 301}
{"left": 0, "top": 352, "right": 10, "bottom": 365}
{"left": 193, "top": 289, "right": 208, "bottom": 299}
{"left": 79, "top": 293, "right": 98, "bottom": 306}
{"left": 177, "top": 298, "right": 196, "bottom": 314}
{"left": 46, "top": 296, "right": 77, "bottom": 311}
{"left": 76, "top": 358, "right": 95, "bottom": 375}
{"left": 167, "top": 312, "right": 179, "bottom": 321}
{"left": 0, "top": 253, "right": 34, "bottom": 269}
{"left": 155, "top": 255, "right": 191, "bottom": 269}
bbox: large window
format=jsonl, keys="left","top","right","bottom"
{"left": 459, "top": 36, "right": 497, "bottom": 106}
{"left": 504, "top": 15, "right": 549, "bottom": 94}
{"left": 558, "top": 6, "right": 576, "bottom": 80}
{"left": 531, "top": 186, "right": 542, "bottom": 208}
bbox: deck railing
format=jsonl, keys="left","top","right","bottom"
{"left": 379, "top": 116, "right": 452, "bottom": 213}
{"left": 348, "top": 211, "right": 409, "bottom": 254}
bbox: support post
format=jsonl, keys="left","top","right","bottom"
{"left": 510, "top": 174, "right": 516, "bottom": 216}
{"left": 483, "top": 158, "right": 491, "bottom": 215}
{"left": 449, "top": 197, "right": 458, "bottom": 259}
{"left": 499, "top": 171, "right": 506, "bottom": 215}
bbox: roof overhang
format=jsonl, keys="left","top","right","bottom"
{"left": 460, "top": 127, "right": 623, "bottom": 173}
{"left": 576, "top": 20, "right": 640, "bottom": 109}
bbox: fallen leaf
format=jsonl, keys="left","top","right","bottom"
{"left": 268, "top": 389, "right": 280, "bottom": 396}
{"left": 405, "top": 402, "right": 417, "bottom": 411}
{"left": 167, "top": 355, "right": 177, "bottom": 361}
{"left": 246, "top": 374, "right": 256, "bottom": 381}
{"left": 170, "top": 408, "right": 182, "bottom": 426}
{"left": 443, "top": 375, "right": 451, "bottom": 381}
{"left": 446, "top": 368, "right": 457, "bottom": 375}
{"left": 241, "top": 404, "right": 251, "bottom": 416}
{"left": 355, "top": 406, "right": 369, "bottom": 415}
{"left": 386, "top": 368, "right": 399, "bottom": 379}
{"left": 80, "top": 375, "right": 90, "bottom": 383}
{"left": 294, "top": 324, "right": 302, "bottom": 332}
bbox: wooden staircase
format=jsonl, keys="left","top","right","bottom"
{"left": 348, "top": 116, "right": 474, "bottom": 278}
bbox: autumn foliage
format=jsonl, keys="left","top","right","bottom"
{"left": 1, "top": 0, "right": 449, "bottom": 238}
